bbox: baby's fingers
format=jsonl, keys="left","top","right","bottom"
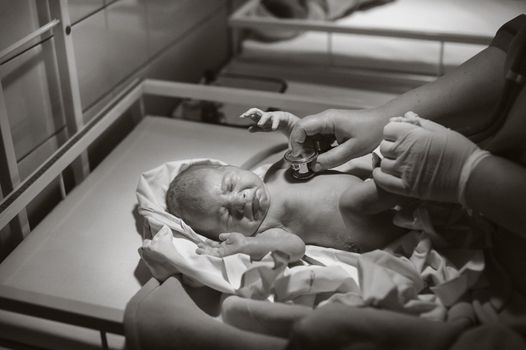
{"left": 202, "top": 238, "right": 220, "bottom": 247}
{"left": 142, "top": 239, "right": 152, "bottom": 249}
{"left": 271, "top": 116, "right": 280, "bottom": 130}
{"left": 196, "top": 246, "right": 223, "bottom": 257}
{"left": 248, "top": 125, "right": 262, "bottom": 133}
{"left": 240, "top": 108, "right": 263, "bottom": 121}
{"left": 257, "top": 113, "right": 272, "bottom": 128}
{"left": 219, "top": 233, "right": 231, "bottom": 242}
{"left": 197, "top": 242, "right": 211, "bottom": 249}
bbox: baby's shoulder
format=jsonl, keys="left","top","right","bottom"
{"left": 256, "top": 222, "right": 290, "bottom": 236}
{"left": 264, "top": 158, "right": 287, "bottom": 181}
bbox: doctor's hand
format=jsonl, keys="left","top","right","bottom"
{"left": 196, "top": 232, "right": 247, "bottom": 258}
{"left": 373, "top": 112, "right": 490, "bottom": 204}
{"left": 289, "top": 109, "right": 386, "bottom": 172}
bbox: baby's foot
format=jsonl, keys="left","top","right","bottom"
{"left": 139, "top": 226, "right": 178, "bottom": 281}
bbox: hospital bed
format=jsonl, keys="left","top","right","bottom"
{"left": 0, "top": 77, "right": 365, "bottom": 349}
{"left": 229, "top": 0, "right": 526, "bottom": 77}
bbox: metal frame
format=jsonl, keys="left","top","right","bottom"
{"left": 229, "top": 0, "right": 493, "bottom": 76}
{"left": 48, "top": 0, "right": 90, "bottom": 184}
{"left": 0, "top": 19, "right": 60, "bottom": 63}
{"left": 0, "top": 0, "right": 88, "bottom": 239}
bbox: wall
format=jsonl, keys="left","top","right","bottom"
{"left": 0, "top": 0, "right": 230, "bottom": 260}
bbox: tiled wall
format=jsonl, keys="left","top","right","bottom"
{"left": 0, "top": 0, "right": 230, "bottom": 260}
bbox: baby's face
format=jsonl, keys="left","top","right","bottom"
{"left": 189, "top": 166, "right": 270, "bottom": 237}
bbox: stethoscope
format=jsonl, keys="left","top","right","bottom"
{"left": 461, "top": 23, "right": 526, "bottom": 144}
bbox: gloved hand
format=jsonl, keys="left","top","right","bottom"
{"left": 373, "top": 112, "right": 490, "bottom": 204}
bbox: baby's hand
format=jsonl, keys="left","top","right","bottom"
{"left": 196, "top": 232, "right": 247, "bottom": 258}
{"left": 390, "top": 111, "right": 422, "bottom": 126}
{"left": 240, "top": 108, "right": 300, "bottom": 136}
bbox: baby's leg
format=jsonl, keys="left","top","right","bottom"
{"left": 222, "top": 296, "right": 312, "bottom": 338}
{"left": 339, "top": 180, "right": 409, "bottom": 250}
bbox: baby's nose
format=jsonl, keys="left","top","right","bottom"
{"left": 230, "top": 191, "right": 249, "bottom": 211}
{"left": 232, "top": 190, "right": 248, "bottom": 206}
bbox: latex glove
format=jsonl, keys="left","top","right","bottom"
{"left": 289, "top": 109, "right": 386, "bottom": 171}
{"left": 373, "top": 112, "right": 490, "bottom": 204}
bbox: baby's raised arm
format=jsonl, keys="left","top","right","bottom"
{"left": 196, "top": 228, "right": 305, "bottom": 262}
{"left": 240, "top": 108, "right": 300, "bottom": 138}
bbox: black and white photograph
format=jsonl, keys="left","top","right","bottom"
{"left": 1, "top": 0, "right": 526, "bottom": 349}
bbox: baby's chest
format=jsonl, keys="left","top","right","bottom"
{"left": 271, "top": 171, "right": 357, "bottom": 232}
{"left": 283, "top": 189, "right": 342, "bottom": 234}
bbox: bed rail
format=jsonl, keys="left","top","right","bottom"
{"left": 0, "top": 285, "right": 124, "bottom": 334}
{"left": 0, "top": 80, "right": 143, "bottom": 233}
{"left": 229, "top": 0, "right": 493, "bottom": 76}
{"left": 0, "top": 0, "right": 88, "bottom": 240}
{"left": 0, "top": 20, "right": 60, "bottom": 63}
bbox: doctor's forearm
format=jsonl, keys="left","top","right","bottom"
{"left": 373, "top": 47, "right": 506, "bottom": 131}
{"left": 464, "top": 156, "right": 526, "bottom": 237}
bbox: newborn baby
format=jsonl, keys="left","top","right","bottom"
{"left": 166, "top": 109, "right": 405, "bottom": 261}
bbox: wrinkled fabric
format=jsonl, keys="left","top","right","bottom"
{"left": 353, "top": 232, "right": 484, "bottom": 320}
{"left": 237, "top": 251, "right": 360, "bottom": 307}
{"left": 238, "top": 231, "right": 484, "bottom": 320}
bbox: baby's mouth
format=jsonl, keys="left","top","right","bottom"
{"left": 252, "top": 189, "right": 260, "bottom": 220}
{"left": 253, "top": 186, "right": 269, "bottom": 221}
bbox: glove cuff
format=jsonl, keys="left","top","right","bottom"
{"left": 458, "top": 149, "right": 491, "bottom": 207}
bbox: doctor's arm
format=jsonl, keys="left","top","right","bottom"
{"left": 464, "top": 155, "right": 526, "bottom": 237}
{"left": 373, "top": 46, "right": 506, "bottom": 131}
{"left": 290, "top": 46, "right": 507, "bottom": 169}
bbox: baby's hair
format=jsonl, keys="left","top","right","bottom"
{"left": 166, "top": 164, "right": 224, "bottom": 233}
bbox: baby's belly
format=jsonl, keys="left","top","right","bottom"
{"left": 287, "top": 206, "right": 359, "bottom": 252}
{"left": 301, "top": 225, "right": 361, "bottom": 252}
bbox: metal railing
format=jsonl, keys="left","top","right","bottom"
{"left": 229, "top": 0, "right": 492, "bottom": 76}
{"left": 0, "top": 0, "right": 88, "bottom": 241}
